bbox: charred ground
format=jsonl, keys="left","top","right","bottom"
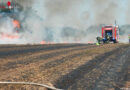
{"left": 0, "top": 44, "right": 129, "bottom": 90}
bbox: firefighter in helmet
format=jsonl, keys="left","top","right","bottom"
{"left": 106, "top": 33, "right": 110, "bottom": 41}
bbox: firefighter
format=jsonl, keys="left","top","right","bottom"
{"left": 96, "top": 42, "right": 100, "bottom": 46}
{"left": 96, "top": 37, "right": 102, "bottom": 44}
{"left": 106, "top": 33, "right": 110, "bottom": 41}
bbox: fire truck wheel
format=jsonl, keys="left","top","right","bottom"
{"left": 113, "top": 40, "right": 117, "bottom": 43}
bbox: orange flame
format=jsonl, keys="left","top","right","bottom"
{"left": 40, "top": 41, "right": 46, "bottom": 44}
{"left": 1, "top": 33, "right": 19, "bottom": 39}
{"left": 13, "top": 20, "right": 20, "bottom": 28}
{"left": 88, "top": 41, "right": 94, "bottom": 44}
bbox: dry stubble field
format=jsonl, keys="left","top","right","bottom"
{"left": 0, "top": 44, "right": 129, "bottom": 90}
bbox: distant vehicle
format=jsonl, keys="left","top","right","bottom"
{"left": 97, "top": 25, "right": 119, "bottom": 44}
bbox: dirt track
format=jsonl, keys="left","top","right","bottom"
{"left": 0, "top": 44, "right": 129, "bottom": 90}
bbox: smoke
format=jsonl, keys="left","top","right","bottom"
{"left": 0, "top": 17, "right": 14, "bottom": 34}
{"left": 119, "top": 25, "right": 130, "bottom": 43}
{"left": 0, "top": 0, "right": 130, "bottom": 44}
{"left": 0, "top": 16, "right": 21, "bottom": 44}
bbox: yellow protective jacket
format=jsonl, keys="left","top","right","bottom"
{"left": 129, "top": 35, "right": 130, "bottom": 39}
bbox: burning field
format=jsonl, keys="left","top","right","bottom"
{"left": 0, "top": 43, "right": 129, "bottom": 89}
{"left": 0, "top": 0, "right": 130, "bottom": 44}
{"left": 0, "top": 0, "right": 130, "bottom": 89}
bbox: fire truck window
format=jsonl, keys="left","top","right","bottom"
{"left": 105, "top": 30, "right": 112, "bottom": 37}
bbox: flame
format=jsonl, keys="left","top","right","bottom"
{"left": 0, "top": 20, "right": 20, "bottom": 40}
{"left": 88, "top": 41, "right": 94, "bottom": 44}
{"left": 13, "top": 20, "right": 20, "bottom": 28}
{"left": 64, "top": 41, "right": 68, "bottom": 44}
{"left": 40, "top": 41, "right": 56, "bottom": 44}
{"left": 0, "top": 33, "right": 19, "bottom": 39}
{"left": 40, "top": 40, "right": 46, "bottom": 44}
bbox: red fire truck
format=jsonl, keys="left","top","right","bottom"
{"left": 97, "top": 25, "right": 119, "bottom": 43}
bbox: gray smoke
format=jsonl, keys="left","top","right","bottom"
{"left": 0, "top": 0, "right": 130, "bottom": 44}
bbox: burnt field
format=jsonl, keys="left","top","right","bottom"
{"left": 0, "top": 44, "right": 129, "bottom": 90}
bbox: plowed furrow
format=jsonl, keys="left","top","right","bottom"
{"left": 55, "top": 46, "right": 130, "bottom": 89}
{"left": 0, "top": 45, "right": 93, "bottom": 71}
{"left": 0, "top": 44, "right": 90, "bottom": 58}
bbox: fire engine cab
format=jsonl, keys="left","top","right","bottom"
{"left": 97, "top": 25, "right": 119, "bottom": 44}
{"left": 102, "top": 25, "right": 119, "bottom": 43}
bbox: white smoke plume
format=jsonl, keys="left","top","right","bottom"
{"left": 0, "top": 0, "right": 130, "bottom": 44}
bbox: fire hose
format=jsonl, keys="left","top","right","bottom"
{"left": 0, "top": 81, "right": 62, "bottom": 90}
